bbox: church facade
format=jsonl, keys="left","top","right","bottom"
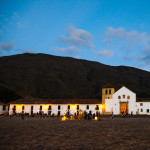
{"left": 9, "top": 84, "right": 150, "bottom": 115}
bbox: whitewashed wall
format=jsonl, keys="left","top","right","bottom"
{"left": 0, "top": 105, "right": 9, "bottom": 114}
{"left": 9, "top": 104, "right": 102, "bottom": 115}
{"left": 136, "top": 102, "right": 150, "bottom": 115}
{"left": 105, "top": 99, "right": 113, "bottom": 112}
{"left": 113, "top": 86, "right": 137, "bottom": 115}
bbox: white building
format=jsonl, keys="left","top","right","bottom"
{"left": 105, "top": 86, "right": 150, "bottom": 115}
{"left": 8, "top": 85, "right": 150, "bottom": 116}
{"left": 9, "top": 99, "right": 102, "bottom": 115}
{"left": 0, "top": 102, "right": 9, "bottom": 115}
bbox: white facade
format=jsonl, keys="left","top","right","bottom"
{"left": 9, "top": 104, "right": 102, "bottom": 115}
{"left": 105, "top": 86, "right": 150, "bottom": 115}
{"left": 0, "top": 103, "right": 9, "bottom": 114}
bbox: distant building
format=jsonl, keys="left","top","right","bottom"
{"left": 9, "top": 99, "right": 102, "bottom": 116}
{"left": 8, "top": 84, "right": 150, "bottom": 115}
{"left": 0, "top": 102, "right": 9, "bottom": 115}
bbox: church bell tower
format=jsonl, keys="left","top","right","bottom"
{"left": 102, "top": 83, "right": 115, "bottom": 114}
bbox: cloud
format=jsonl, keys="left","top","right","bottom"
{"left": 0, "top": 41, "right": 34, "bottom": 56}
{"left": 94, "top": 49, "right": 114, "bottom": 57}
{"left": 103, "top": 27, "right": 150, "bottom": 70}
{"left": 0, "top": 41, "right": 14, "bottom": 50}
{"left": 59, "top": 25, "right": 94, "bottom": 48}
{"left": 104, "top": 27, "right": 150, "bottom": 51}
{"left": 52, "top": 46, "right": 79, "bottom": 55}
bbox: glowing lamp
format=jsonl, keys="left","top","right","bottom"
{"left": 72, "top": 105, "right": 76, "bottom": 109}
{"left": 95, "top": 117, "right": 98, "bottom": 120}
{"left": 62, "top": 116, "right": 67, "bottom": 121}
{"left": 17, "top": 105, "right": 21, "bottom": 109}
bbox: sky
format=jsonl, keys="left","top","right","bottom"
{"left": 0, "top": 0, "right": 150, "bottom": 71}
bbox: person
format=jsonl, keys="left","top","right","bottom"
{"left": 21, "top": 114, "right": 24, "bottom": 120}
{"left": 98, "top": 112, "right": 101, "bottom": 120}
{"left": 112, "top": 112, "right": 114, "bottom": 119}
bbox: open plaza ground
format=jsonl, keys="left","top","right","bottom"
{"left": 0, "top": 116, "right": 150, "bottom": 150}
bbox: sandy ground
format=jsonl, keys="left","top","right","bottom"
{"left": 0, "top": 116, "right": 150, "bottom": 150}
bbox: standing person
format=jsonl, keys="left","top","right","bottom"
{"left": 21, "top": 114, "right": 24, "bottom": 120}
{"left": 98, "top": 112, "right": 101, "bottom": 120}
{"left": 112, "top": 112, "right": 114, "bottom": 119}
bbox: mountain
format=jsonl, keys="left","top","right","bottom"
{"left": 0, "top": 53, "right": 150, "bottom": 103}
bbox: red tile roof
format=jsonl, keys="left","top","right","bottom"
{"left": 136, "top": 98, "right": 150, "bottom": 102}
{"left": 0, "top": 101, "right": 5, "bottom": 105}
{"left": 9, "top": 99, "right": 102, "bottom": 104}
{"left": 102, "top": 83, "right": 114, "bottom": 88}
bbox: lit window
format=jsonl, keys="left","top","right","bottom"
{"left": 118, "top": 96, "right": 121, "bottom": 99}
{"left": 140, "top": 103, "right": 143, "bottom": 106}
{"left": 147, "top": 109, "right": 149, "bottom": 113}
{"left": 141, "top": 108, "right": 143, "bottom": 112}
{"left": 123, "top": 95, "right": 125, "bottom": 99}
{"left": 127, "top": 96, "right": 130, "bottom": 99}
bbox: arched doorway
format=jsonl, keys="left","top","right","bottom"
{"left": 120, "top": 102, "right": 128, "bottom": 114}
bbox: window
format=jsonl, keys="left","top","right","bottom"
{"left": 123, "top": 95, "right": 125, "bottom": 99}
{"left": 3, "top": 105, "right": 6, "bottom": 111}
{"left": 127, "top": 96, "right": 130, "bottom": 99}
{"left": 58, "top": 111, "right": 60, "bottom": 116}
{"left": 86, "top": 105, "right": 89, "bottom": 109}
{"left": 40, "top": 106, "right": 42, "bottom": 111}
{"left": 105, "top": 90, "right": 107, "bottom": 94}
{"left": 141, "top": 108, "right": 143, "bottom": 112}
{"left": 140, "top": 103, "right": 143, "bottom": 106}
{"left": 95, "top": 105, "right": 99, "bottom": 110}
{"left": 109, "top": 90, "right": 111, "bottom": 94}
{"left": 48, "top": 105, "right": 51, "bottom": 110}
{"left": 22, "top": 106, "right": 24, "bottom": 110}
{"left": 68, "top": 105, "right": 70, "bottom": 110}
{"left": 77, "top": 105, "right": 79, "bottom": 110}
{"left": 147, "top": 109, "right": 149, "bottom": 113}
{"left": 58, "top": 105, "right": 61, "bottom": 110}
{"left": 118, "top": 96, "right": 121, "bottom": 99}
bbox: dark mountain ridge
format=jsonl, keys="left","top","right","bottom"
{"left": 0, "top": 53, "right": 150, "bottom": 103}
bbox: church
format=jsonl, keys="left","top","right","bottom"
{"left": 8, "top": 84, "right": 150, "bottom": 115}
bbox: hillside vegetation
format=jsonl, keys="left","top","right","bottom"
{"left": 0, "top": 53, "right": 150, "bottom": 103}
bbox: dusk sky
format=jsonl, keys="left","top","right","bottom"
{"left": 0, "top": 0, "right": 150, "bottom": 71}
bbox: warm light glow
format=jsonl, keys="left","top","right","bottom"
{"left": 43, "top": 105, "right": 48, "bottom": 109}
{"left": 100, "top": 104, "right": 103, "bottom": 108}
{"left": 17, "top": 105, "right": 21, "bottom": 109}
{"left": 71, "top": 105, "right": 76, "bottom": 109}
{"left": 95, "top": 117, "right": 98, "bottom": 120}
{"left": 62, "top": 113, "right": 68, "bottom": 121}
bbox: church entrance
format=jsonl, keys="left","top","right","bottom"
{"left": 120, "top": 102, "right": 128, "bottom": 114}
